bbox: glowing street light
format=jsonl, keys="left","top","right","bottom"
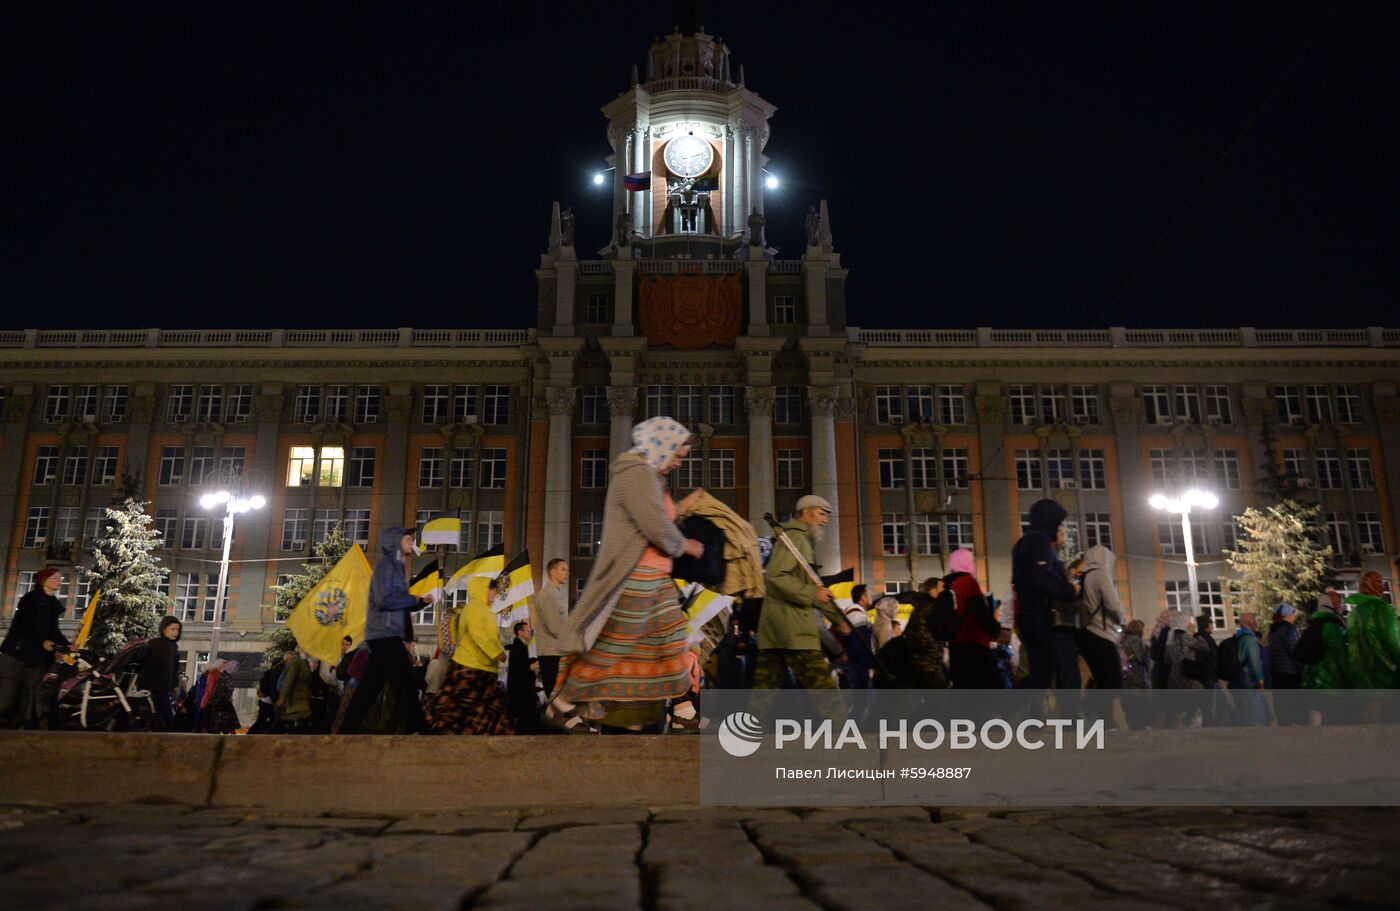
{"left": 1149, "top": 489, "right": 1219, "bottom": 615}
{"left": 200, "top": 489, "right": 267, "bottom": 659}
{"left": 765, "top": 173, "right": 779, "bottom": 190}
{"left": 592, "top": 172, "right": 606, "bottom": 185}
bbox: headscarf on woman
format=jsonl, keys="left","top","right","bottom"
{"left": 947, "top": 548, "right": 976, "bottom": 576}
{"left": 872, "top": 595, "right": 900, "bottom": 649}
{"left": 628, "top": 417, "right": 691, "bottom": 469}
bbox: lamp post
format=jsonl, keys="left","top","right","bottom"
{"left": 199, "top": 489, "right": 266, "bottom": 660}
{"left": 1149, "top": 489, "right": 1219, "bottom": 615}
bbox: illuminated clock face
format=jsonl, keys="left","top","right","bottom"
{"left": 664, "top": 134, "right": 714, "bottom": 178}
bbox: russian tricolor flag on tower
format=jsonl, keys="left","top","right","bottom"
{"left": 623, "top": 171, "right": 651, "bottom": 191}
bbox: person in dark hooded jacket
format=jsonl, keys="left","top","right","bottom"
{"left": 338, "top": 525, "right": 434, "bottom": 734}
{"left": 0, "top": 568, "right": 69, "bottom": 728}
{"left": 1011, "top": 499, "right": 1080, "bottom": 691}
{"left": 137, "top": 616, "right": 183, "bottom": 730}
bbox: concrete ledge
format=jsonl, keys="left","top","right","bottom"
{"left": 0, "top": 731, "right": 221, "bottom": 807}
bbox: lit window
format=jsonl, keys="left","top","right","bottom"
{"left": 287, "top": 446, "right": 316, "bottom": 487}
{"left": 318, "top": 447, "right": 344, "bottom": 487}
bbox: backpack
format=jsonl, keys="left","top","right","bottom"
{"left": 1294, "top": 613, "right": 1340, "bottom": 665}
{"left": 929, "top": 587, "right": 961, "bottom": 642}
{"left": 1216, "top": 635, "right": 1243, "bottom": 681}
{"left": 672, "top": 515, "right": 727, "bottom": 587}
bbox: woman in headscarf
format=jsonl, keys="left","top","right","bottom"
{"left": 547, "top": 417, "right": 705, "bottom": 733}
{"left": 1119, "top": 619, "right": 1151, "bottom": 729}
{"left": 1346, "top": 571, "right": 1400, "bottom": 689}
{"left": 871, "top": 596, "right": 899, "bottom": 650}
{"left": 199, "top": 658, "right": 242, "bottom": 733}
{"left": 427, "top": 576, "right": 513, "bottom": 735}
{"left": 944, "top": 549, "right": 1000, "bottom": 688}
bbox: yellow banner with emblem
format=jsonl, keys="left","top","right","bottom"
{"left": 287, "top": 545, "right": 372, "bottom": 663}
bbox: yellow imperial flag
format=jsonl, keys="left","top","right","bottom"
{"left": 492, "top": 550, "right": 534, "bottom": 612}
{"left": 679, "top": 583, "right": 734, "bottom": 645}
{"left": 408, "top": 560, "right": 441, "bottom": 598}
{"left": 287, "top": 544, "right": 372, "bottom": 663}
{"left": 419, "top": 510, "right": 463, "bottom": 547}
{"left": 446, "top": 542, "right": 506, "bottom": 595}
{"left": 72, "top": 588, "right": 102, "bottom": 651}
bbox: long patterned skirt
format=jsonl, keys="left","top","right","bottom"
{"left": 428, "top": 665, "right": 513, "bottom": 735}
{"left": 556, "top": 567, "right": 689, "bottom": 722}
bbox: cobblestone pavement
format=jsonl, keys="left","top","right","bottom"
{"left": 3, "top": 803, "right": 1399, "bottom": 910}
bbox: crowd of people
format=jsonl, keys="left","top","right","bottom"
{"left": 3, "top": 417, "right": 1400, "bottom": 735}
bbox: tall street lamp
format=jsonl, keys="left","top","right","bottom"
{"left": 1149, "top": 489, "right": 1219, "bottom": 615}
{"left": 199, "top": 489, "right": 266, "bottom": 660}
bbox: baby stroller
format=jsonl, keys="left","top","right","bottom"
{"left": 48, "top": 639, "right": 164, "bottom": 732}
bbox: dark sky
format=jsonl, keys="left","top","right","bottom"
{"left": 0, "top": 3, "right": 1392, "bottom": 331}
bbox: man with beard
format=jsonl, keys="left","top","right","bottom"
{"left": 754, "top": 496, "right": 849, "bottom": 689}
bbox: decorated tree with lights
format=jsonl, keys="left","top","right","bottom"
{"left": 82, "top": 470, "right": 169, "bottom": 657}
{"left": 1224, "top": 499, "right": 1332, "bottom": 622}
{"left": 263, "top": 523, "right": 351, "bottom": 668}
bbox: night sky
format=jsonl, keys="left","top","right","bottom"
{"left": 1, "top": 3, "right": 1392, "bottom": 331}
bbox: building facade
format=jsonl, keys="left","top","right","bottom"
{"left": 4, "top": 26, "right": 1400, "bottom": 674}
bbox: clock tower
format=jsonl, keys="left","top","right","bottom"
{"left": 601, "top": 24, "right": 776, "bottom": 255}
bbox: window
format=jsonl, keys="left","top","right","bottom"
{"left": 446, "top": 510, "right": 473, "bottom": 554}
{"left": 1084, "top": 513, "right": 1113, "bottom": 549}
{"left": 477, "top": 510, "right": 504, "bottom": 550}
{"left": 676, "top": 385, "right": 705, "bottom": 425}
{"left": 905, "top": 386, "right": 934, "bottom": 423}
{"left": 1149, "top": 449, "right": 1173, "bottom": 486}
{"left": 418, "top": 448, "right": 444, "bottom": 488}
{"left": 1282, "top": 449, "right": 1311, "bottom": 487}
{"left": 1347, "top": 449, "right": 1376, "bottom": 490}
{"left": 1167, "top": 581, "right": 1224, "bottom": 625}
{"left": 422, "top": 385, "right": 449, "bottom": 423}
{"left": 287, "top": 446, "right": 316, "bottom": 487}
{"left": 226, "top": 385, "right": 252, "bottom": 423}
{"left": 312, "top": 509, "right": 337, "bottom": 545}
{"left": 167, "top": 385, "right": 192, "bottom": 423}
{"left": 1274, "top": 386, "right": 1304, "bottom": 425}
{"left": 33, "top": 446, "right": 59, "bottom": 485}
{"left": 159, "top": 447, "right": 185, "bottom": 486}
{"left": 709, "top": 449, "right": 735, "bottom": 488}
{"left": 1181, "top": 449, "right": 1210, "bottom": 485}
{"left": 674, "top": 451, "right": 704, "bottom": 489}
{"left": 480, "top": 448, "right": 508, "bottom": 489}
{"left": 773, "top": 386, "right": 802, "bottom": 424}
{"left": 189, "top": 446, "right": 215, "bottom": 486}
{"left": 1046, "top": 449, "right": 1074, "bottom": 489}
{"left": 53, "top": 507, "right": 81, "bottom": 543}
{"left": 1304, "top": 385, "right": 1333, "bottom": 424}
{"left": 1015, "top": 450, "right": 1042, "bottom": 490}
{"left": 75, "top": 385, "right": 99, "bottom": 421}
{"left": 1159, "top": 522, "right": 1205, "bottom": 556}
{"left": 909, "top": 448, "right": 936, "bottom": 489}
{"left": 776, "top": 449, "right": 804, "bottom": 489}
{"left": 1336, "top": 385, "right": 1361, "bottom": 424}
{"left": 644, "top": 385, "right": 671, "bottom": 419}
{"left": 946, "top": 514, "right": 974, "bottom": 551}
{"left": 155, "top": 508, "right": 177, "bottom": 547}
{"left": 1316, "top": 449, "right": 1343, "bottom": 489}
{"left": 877, "top": 449, "right": 905, "bottom": 489}
{"left": 349, "top": 447, "right": 376, "bottom": 487}
{"left": 1070, "top": 385, "right": 1099, "bottom": 423}
{"left": 1221, "top": 518, "right": 1240, "bottom": 552}
{"left": 874, "top": 386, "right": 902, "bottom": 425}
{"left": 1213, "top": 450, "right": 1240, "bottom": 490}
{"left": 13, "top": 572, "right": 35, "bottom": 607}
{"left": 102, "top": 385, "right": 129, "bottom": 423}
{"left": 1008, "top": 385, "right": 1038, "bottom": 425}
{"left": 580, "top": 449, "right": 608, "bottom": 489}
{"left": 481, "top": 385, "right": 511, "bottom": 424}
{"left": 1204, "top": 385, "right": 1232, "bottom": 424}
{"left": 448, "top": 448, "right": 474, "bottom": 488}
{"left": 578, "top": 512, "right": 603, "bottom": 556}
{"left": 294, "top": 385, "right": 320, "bottom": 423}
{"left": 45, "top": 386, "right": 71, "bottom": 423}
{"left": 584, "top": 295, "right": 610, "bottom": 323}
{"left": 1325, "top": 512, "right": 1353, "bottom": 560}
{"left": 23, "top": 507, "right": 50, "bottom": 547}
{"left": 171, "top": 573, "right": 202, "bottom": 621}
{"left": 1358, "top": 513, "right": 1384, "bottom": 555}
{"left": 452, "top": 385, "right": 476, "bottom": 423}
{"left": 941, "top": 448, "right": 970, "bottom": 489}
{"left": 219, "top": 446, "right": 245, "bottom": 476}
{"left": 914, "top": 517, "right": 941, "bottom": 555}
{"left": 318, "top": 446, "right": 344, "bottom": 487}
{"left": 354, "top": 385, "right": 381, "bottom": 424}
{"left": 1040, "top": 387, "right": 1067, "bottom": 424}
{"left": 771, "top": 295, "right": 797, "bottom": 324}
{"left": 196, "top": 385, "right": 222, "bottom": 423}
{"left": 325, "top": 385, "right": 350, "bottom": 423}
{"left": 202, "top": 576, "right": 229, "bottom": 623}
{"left": 70, "top": 577, "right": 94, "bottom": 618}
{"left": 1142, "top": 385, "right": 1170, "bottom": 425}
{"left": 883, "top": 580, "right": 909, "bottom": 596}
{"left": 179, "top": 515, "right": 207, "bottom": 550}
{"left": 281, "top": 509, "right": 308, "bottom": 551}
{"left": 708, "top": 386, "right": 737, "bottom": 425}
{"left": 1079, "top": 450, "right": 1106, "bottom": 490}
{"left": 62, "top": 447, "right": 88, "bottom": 486}
{"left": 90, "top": 446, "right": 119, "bottom": 486}
{"left": 937, "top": 385, "right": 966, "bottom": 425}
{"left": 1174, "top": 387, "right": 1201, "bottom": 423}
{"left": 882, "top": 514, "right": 907, "bottom": 555}
{"left": 580, "top": 386, "right": 607, "bottom": 425}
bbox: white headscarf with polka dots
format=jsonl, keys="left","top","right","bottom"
{"left": 629, "top": 416, "right": 691, "bottom": 470}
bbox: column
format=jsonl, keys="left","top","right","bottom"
{"left": 607, "top": 386, "right": 638, "bottom": 461}
{"left": 632, "top": 124, "right": 648, "bottom": 237}
{"left": 974, "top": 387, "right": 1014, "bottom": 598}
{"left": 542, "top": 387, "right": 575, "bottom": 565}
{"left": 723, "top": 125, "right": 737, "bottom": 232}
{"left": 808, "top": 386, "right": 841, "bottom": 571}
{"left": 744, "top": 386, "right": 775, "bottom": 532}
{"left": 612, "top": 258, "right": 635, "bottom": 336}
{"left": 0, "top": 388, "right": 34, "bottom": 593}
{"left": 745, "top": 257, "right": 768, "bottom": 335}
{"left": 380, "top": 385, "right": 414, "bottom": 530}
{"left": 1109, "top": 386, "right": 1158, "bottom": 619}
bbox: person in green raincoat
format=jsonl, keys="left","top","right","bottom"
{"left": 1302, "top": 589, "right": 1350, "bottom": 725}
{"left": 1346, "top": 571, "right": 1400, "bottom": 689}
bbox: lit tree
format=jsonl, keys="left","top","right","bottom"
{"left": 1225, "top": 499, "right": 1332, "bottom": 622}
{"left": 263, "top": 523, "right": 351, "bottom": 668}
{"left": 82, "top": 471, "right": 169, "bottom": 657}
